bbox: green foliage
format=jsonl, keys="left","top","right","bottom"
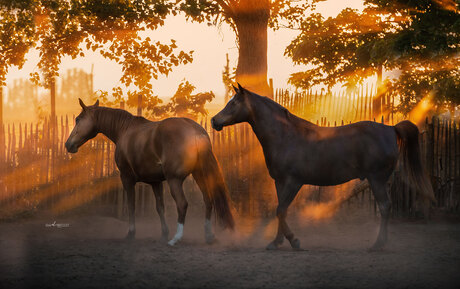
{"left": 287, "top": 9, "right": 389, "bottom": 89}
{"left": 287, "top": 0, "right": 460, "bottom": 112}
{"left": 96, "top": 80, "right": 214, "bottom": 121}
{"left": 0, "top": 1, "right": 36, "bottom": 86}
{"left": 0, "top": 0, "right": 193, "bottom": 108}
{"left": 165, "top": 79, "right": 215, "bottom": 120}
{"left": 391, "top": 59, "right": 460, "bottom": 113}
{"left": 177, "top": 0, "right": 312, "bottom": 31}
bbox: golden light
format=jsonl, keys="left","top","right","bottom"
{"left": 409, "top": 92, "right": 434, "bottom": 125}
{"left": 0, "top": 150, "right": 100, "bottom": 202}
{"left": 231, "top": 215, "right": 262, "bottom": 241}
{"left": 263, "top": 217, "right": 278, "bottom": 240}
{"left": 301, "top": 201, "right": 340, "bottom": 221}
{"left": 297, "top": 181, "right": 357, "bottom": 222}
{"left": 433, "top": 0, "right": 459, "bottom": 12}
{"left": 52, "top": 176, "right": 120, "bottom": 214}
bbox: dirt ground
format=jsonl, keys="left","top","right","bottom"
{"left": 1, "top": 206, "right": 459, "bottom": 289}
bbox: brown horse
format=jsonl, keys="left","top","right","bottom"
{"left": 65, "top": 99, "right": 234, "bottom": 245}
{"left": 211, "top": 84, "right": 435, "bottom": 251}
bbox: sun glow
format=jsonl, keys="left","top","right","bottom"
{"left": 433, "top": 0, "right": 459, "bottom": 12}
{"left": 409, "top": 92, "right": 434, "bottom": 125}
{"left": 298, "top": 180, "right": 358, "bottom": 222}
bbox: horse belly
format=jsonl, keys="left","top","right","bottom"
{"left": 302, "top": 170, "right": 358, "bottom": 186}
{"left": 295, "top": 156, "right": 361, "bottom": 186}
{"left": 132, "top": 158, "right": 165, "bottom": 182}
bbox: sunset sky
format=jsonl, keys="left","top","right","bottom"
{"left": 5, "top": 0, "right": 365, "bottom": 105}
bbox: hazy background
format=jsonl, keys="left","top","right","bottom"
{"left": 4, "top": 0, "right": 364, "bottom": 106}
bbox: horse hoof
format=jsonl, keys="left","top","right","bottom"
{"left": 368, "top": 238, "right": 386, "bottom": 252}
{"left": 205, "top": 235, "right": 216, "bottom": 245}
{"left": 125, "top": 231, "right": 135, "bottom": 240}
{"left": 290, "top": 238, "right": 301, "bottom": 250}
{"left": 168, "top": 239, "right": 180, "bottom": 246}
{"left": 266, "top": 241, "right": 280, "bottom": 250}
{"left": 368, "top": 243, "right": 385, "bottom": 252}
{"left": 160, "top": 234, "right": 169, "bottom": 244}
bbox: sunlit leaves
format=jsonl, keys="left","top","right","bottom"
{"left": 269, "top": 0, "right": 313, "bottom": 30}
{"left": 390, "top": 58, "right": 460, "bottom": 113}
{"left": 159, "top": 79, "right": 214, "bottom": 120}
{"left": 286, "top": 9, "right": 387, "bottom": 90}
{"left": 0, "top": 3, "right": 36, "bottom": 86}
{"left": 176, "top": 1, "right": 313, "bottom": 32}
{"left": 287, "top": 0, "right": 460, "bottom": 111}
{"left": 139, "top": 79, "right": 215, "bottom": 120}
{"left": 0, "top": 0, "right": 193, "bottom": 109}
{"left": 97, "top": 79, "right": 215, "bottom": 120}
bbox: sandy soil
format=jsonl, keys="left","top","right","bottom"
{"left": 0, "top": 207, "right": 459, "bottom": 289}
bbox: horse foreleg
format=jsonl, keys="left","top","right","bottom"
{"left": 266, "top": 217, "right": 284, "bottom": 250}
{"left": 151, "top": 182, "right": 169, "bottom": 243}
{"left": 267, "top": 179, "right": 302, "bottom": 250}
{"left": 368, "top": 175, "right": 392, "bottom": 251}
{"left": 121, "top": 175, "right": 136, "bottom": 240}
{"left": 167, "top": 177, "right": 187, "bottom": 246}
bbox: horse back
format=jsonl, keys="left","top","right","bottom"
{"left": 275, "top": 121, "right": 399, "bottom": 185}
{"left": 155, "top": 118, "right": 212, "bottom": 177}
{"left": 115, "top": 118, "right": 210, "bottom": 181}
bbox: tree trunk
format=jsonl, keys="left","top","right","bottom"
{"left": 50, "top": 77, "right": 56, "bottom": 119}
{"left": 0, "top": 86, "right": 3, "bottom": 127}
{"left": 234, "top": 12, "right": 271, "bottom": 97}
{"left": 137, "top": 94, "right": 142, "bottom": 116}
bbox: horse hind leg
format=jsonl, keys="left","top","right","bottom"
{"left": 368, "top": 174, "right": 392, "bottom": 251}
{"left": 166, "top": 177, "right": 188, "bottom": 246}
{"left": 192, "top": 170, "right": 216, "bottom": 244}
{"left": 151, "top": 182, "right": 169, "bottom": 243}
{"left": 121, "top": 174, "right": 136, "bottom": 240}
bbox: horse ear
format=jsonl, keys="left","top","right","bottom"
{"left": 79, "top": 98, "right": 87, "bottom": 110}
{"left": 93, "top": 99, "right": 99, "bottom": 107}
{"left": 232, "top": 85, "right": 239, "bottom": 93}
{"left": 237, "top": 82, "right": 244, "bottom": 92}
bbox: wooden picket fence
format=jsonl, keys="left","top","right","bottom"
{"left": 273, "top": 86, "right": 397, "bottom": 125}
{"left": 0, "top": 90, "right": 458, "bottom": 221}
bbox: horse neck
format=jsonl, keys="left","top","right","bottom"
{"left": 247, "top": 95, "right": 291, "bottom": 146}
{"left": 94, "top": 108, "right": 136, "bottom": 143}
{"left": 247, "top": 94, "right": 316, "bottom": 148}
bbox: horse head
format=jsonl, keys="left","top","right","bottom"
{"left": 211, "top": 83, "right": 252, "bottom": 131}
{"left": 65, "top": 99, "right": 99, "bottom": 153}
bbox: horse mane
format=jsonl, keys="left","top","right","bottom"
{"left": 90, "top": 106, "right": 149, "bottom": 141}
{"left": 92, "top": 106, "right": 138, "bottom": 123}
{"left": 247, "top": 90, "right": 316, "bottom": 129}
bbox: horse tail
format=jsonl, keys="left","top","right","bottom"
{"left": 394, "top": 120, "right": 436, "bottom": 203}
{"left": 195, "top": 145, "right": 235, "bottom": 230}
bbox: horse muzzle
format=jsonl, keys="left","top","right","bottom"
{"left": 211, "top": 117, "right": 223, "bottom": 131}
{"left": 65, "top": 141, "right": 78, "bottom": 153}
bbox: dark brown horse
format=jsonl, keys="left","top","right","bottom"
{"left": 65, "top": 99, "right": 234, "bottom": 245}
{"left": 211, "top": 84, "right": 435, "bottom": 250}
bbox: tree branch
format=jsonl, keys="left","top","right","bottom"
{"left": 215, "top": 0, "right": 235, "bottom": 17}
